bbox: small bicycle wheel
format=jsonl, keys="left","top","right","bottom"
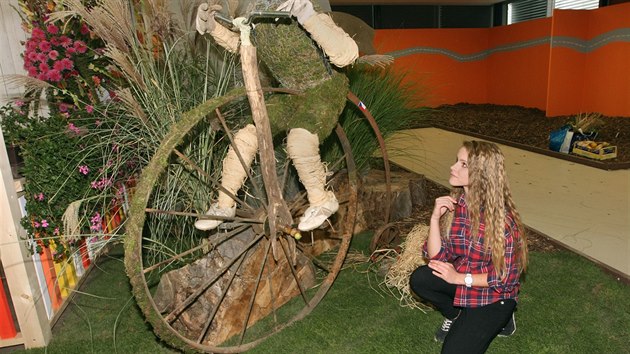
{"left": 124, "top": 89, "right": 358, "bottom": 353}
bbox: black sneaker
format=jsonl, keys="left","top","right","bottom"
{"left": 434, "top": 318, "right": 453, "bottom": 343}
{"left": 498, "top": 313, "right": 516, "bottom": 337}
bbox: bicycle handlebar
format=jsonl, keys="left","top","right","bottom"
{"left": 214, "top": 10, "right": 292, "bottom": 27}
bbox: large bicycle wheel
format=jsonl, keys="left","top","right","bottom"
{"left": 124, "top": 90, "right": 358, "bottom": 353}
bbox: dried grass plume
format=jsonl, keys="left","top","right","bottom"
{"left": 381, "top": 223, "right": 431, "bottom": 311}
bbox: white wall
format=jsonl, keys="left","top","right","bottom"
{"left": 0, "top": 0, "right": 27, "bottom": 104}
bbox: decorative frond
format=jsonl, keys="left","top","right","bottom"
{"left": 1, "top": 74, "right": 53, "bottom": 91}
{"left": 356, "top": 54, "right": 394, "bottom": 69}
{"left": 105, "top": 45, "right": 145, "bottom": 89}
{"left": 116, "top": 88, "right": 148, "bottom": 124}
{"left": 50, "top": 0, "right": 135, "bottom": 54}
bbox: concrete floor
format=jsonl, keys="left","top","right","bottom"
{"left": 385, "top": 128, "right": 630, "bottom": 278}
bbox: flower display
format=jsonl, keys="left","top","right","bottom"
{"left": 11, "top": 0, "right": 137, "bottom": 261}
{"left": 19, "top": 0, "right": 110, "bottom": 114}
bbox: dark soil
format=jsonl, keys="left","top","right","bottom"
{"left": 422, "top": 103, "right": 630, "bottom": 165}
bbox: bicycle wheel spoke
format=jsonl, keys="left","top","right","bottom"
{"left": 145, "top": 208, "right": 262, "bottom": 224}
{"left": 197, "top": 247, "right": 252, "bottom": 344}
{"left": 143, "top": 225, "right": 251, "bottom": 274}
{"left": 173, "top": 148, "right": 256, "bottom": 213}
{"left": 164, "top": 231, "right": 266, "bottom": 323}
{"left": 238, "top": 237, "right": 274, "bottom": 344}
{"left": 278, "top": 237, "right": 309, "bottom": 305}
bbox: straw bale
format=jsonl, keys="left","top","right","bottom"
{"left": 382, "top": 223, "right": 431, "bottom": 310}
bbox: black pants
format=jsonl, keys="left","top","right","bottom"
{"left": 409, "top": 265, "right": 516, "bottom": 354}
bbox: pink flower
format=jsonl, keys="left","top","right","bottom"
{"left": 26, "top": 51, "right": 39, "bottom": 62}
{"left": 41, "top": 219, "right": 49, "bottom": 228}
{"left": 90, "top": 212, "right": 102, "bottom": 231}
{"left": 73, "top": 40, "right": 87, "bottom": 54}
{"left": 46, "top": 24, "right": 59, "bottom": 34}
{"left": 38, "top": 40, "right": 51, "bottom": 53}
{"left": 26, "top": 40, "right": 38, "bottom": 51}
{"left": 36, "top": 53, "right": 47, "bottom": 63}
{"left": 59, "top": 102, "right": 71, "bottom": 112}
{"left": 59, "top": 36, "right": 72, "bottom": 48}
{"left": 59, "top": 58, "right": 73, "bottom": 71}
{"left": 34, "top": 193, "right": 44, "bottom": 201}
{"left": 53, "top": 227, "right": 60, "bottom": 235}
{"left": 78, "top": 165, "right": 89, "bottom": 175}
{"left": 91, "top": 177, "right": 113, "bottom": 191}
{"left": 50, "top": 36, "right": 61, "bottom": 46}
{"left": 33, "top": 221, "right": 41, "bottom": 228}
{"left": 80, "top": 23, "right": 90, "bottom": 35}
{"left": 15, "top": 100, "right": 24, "bottom": 107}
{"left": 31, "top": 27, "right": 45, "bottom": 40}
{"left": 46, "top": 70, "right": 62, "bottom": 82}
{"left": 48, "top": 50, "right": 59, "bottom": 60}
{"left": 27, "top": 66, "right": 38, "bottom": 77}
{"left": 68, "top": 123, "right": 81, "bottom": 134}
{"left": 38, "top": 62, "right": 49, "bottom": 73}
{"left": 85, "top": 105, "right": 94, "bottom": 113}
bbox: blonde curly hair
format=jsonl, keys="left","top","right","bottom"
{"left": 440, "top": 141, "right": 528, "bottom": 280}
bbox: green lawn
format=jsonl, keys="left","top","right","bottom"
{"left": 18, "top": 233, "right": 630, "bottom": 353}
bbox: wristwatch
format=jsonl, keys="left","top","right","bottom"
{"left": 464, "top": 273, "right": 473, "bottom": 288}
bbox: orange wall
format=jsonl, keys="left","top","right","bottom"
{"left": 374, "top": 28, "right": 489, "bottom": 106}
{"left": 374, "top": 2, "right": 630, "bottom": 117}
{"left": 486, "top": 19, "right": 552, "bottom": 109}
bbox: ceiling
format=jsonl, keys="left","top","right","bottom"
{"left": 330, "top": 0, "right": 504, "bottom": 5}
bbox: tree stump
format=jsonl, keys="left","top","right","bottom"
{"left": 355, "top": 169, "right": 426, "bottom": 233}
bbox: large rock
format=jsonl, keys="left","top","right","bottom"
{"left": 153, "top": 228, "right": 316, "bottom": 345}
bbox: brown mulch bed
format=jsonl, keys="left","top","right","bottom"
{"left": 421, "top": 103, "right": 630, "bottom": 166}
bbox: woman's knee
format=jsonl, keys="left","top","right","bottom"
{"left": 409, "top": 265, "right": 432, "bottom": 296}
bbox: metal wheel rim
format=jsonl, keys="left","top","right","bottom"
{"left": 124, "top": 90, "right": 358, "bottom": 353}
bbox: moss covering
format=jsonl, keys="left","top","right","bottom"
{"left": 254, "top": 19, "right": 330, "bottom": 91}
{"left": 267, "top": 72, "right": 348, "bottom": 140}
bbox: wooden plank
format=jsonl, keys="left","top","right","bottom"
{"left": 0, "top": 261, "right": 17, "bottom": 339}
{"left": 0, "top": 129, "right": 51, "bottom": 348}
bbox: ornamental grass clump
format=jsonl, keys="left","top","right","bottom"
{"left": 48, "top": 0, "right": 242, "bottom": 266}
{"left": 321, "top": 66, "right": 429, "bottom": 172}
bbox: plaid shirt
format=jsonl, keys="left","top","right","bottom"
{"left": 423, "top": 194, "right": 522, "bottom": 308}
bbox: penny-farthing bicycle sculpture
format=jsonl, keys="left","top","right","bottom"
{"left": 123, "top": 9, "right": 391, "bottom": 353}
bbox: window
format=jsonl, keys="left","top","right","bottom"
{"left": 553, "top": 0, "right": 599, "bottom": 9}
{"left": 508, "top": 0, "right": 548, "bottom": 25}
{"left": 507, "top": 0, "right": 599, "bottom": 25}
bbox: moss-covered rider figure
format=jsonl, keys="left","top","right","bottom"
{"left": 193, "top": 0, "right": 359, "bottom": 232}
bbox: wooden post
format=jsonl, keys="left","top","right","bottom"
{"left": 0, "top": 128, "right": 52, "bottom": 348}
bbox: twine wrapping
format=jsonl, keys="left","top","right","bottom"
{"left": 287, "top": 128, "right": 327, "bottom": 205}
{"left": 218, "top": 124, "right": 258, "bottom": 208}
{"left": 302, "top": 13, "right": 359, "bottom": 68}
